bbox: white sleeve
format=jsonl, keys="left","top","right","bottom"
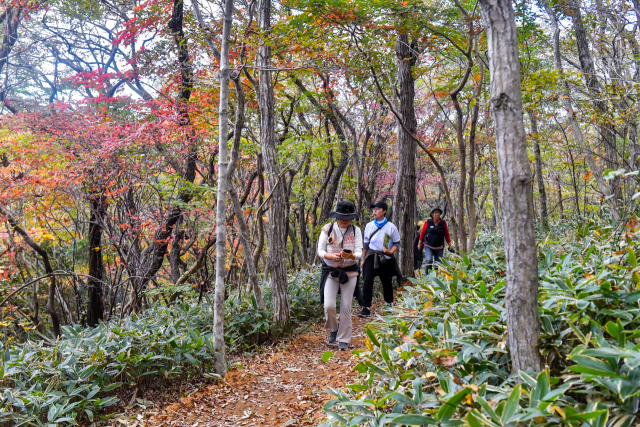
{"left": 317, "top": 230, "right": 328, "bottom": 259}
{"left": 353, "top": 227, "right": 363, "bottom": 259}
{"left": 392, "top": 224, "right": 401, "bottom": 243}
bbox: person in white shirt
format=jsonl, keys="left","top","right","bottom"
{"left": 317, "top": 201, "right": 363, "bottom": 350}
{"left": 359, "top": 201, "right": 400, "bottom": 317}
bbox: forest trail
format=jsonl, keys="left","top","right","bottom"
{"left": 114, "top": 312, "right": 372, "bottom": 427}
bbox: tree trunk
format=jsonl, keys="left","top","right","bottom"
{"left": 212, "top": 0, "right": 234, "bottom": 376}
{"left": 467, "top": 47, "right": 484, "bottom": 252}
{"left": 87, "top": 194, "right": 107, "bottom": 327}
{"left": 529, "top": 112, "right": 549, "bottom": 228}
{"left": 392, "top": 32, "right": 417, "bottom": 277}
{"left": 1, "top": 207, "right": 62, "bottom": 337}
{"left": 479, "top": 0, "right": 543, "bottom": 372}
{"left": 489, "top": 144, "right": 502, "bottom": 231}
{"left": 258, "top": 0, "right": 291, "bottom": 334}
{"left": 569, "top": 0, "right": 620, "bottom": 202}
{"left": 540, "top": 0, "right": 619, "bottom": 219}
{"left": 227, "top": 76, "right": 264, "bottom": 310}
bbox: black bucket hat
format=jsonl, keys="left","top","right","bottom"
{"left": 430, "top": 207, "right": 444, "bottom": 217}
{"left": 329, "top": 201, "right": 358, "bottom": 220}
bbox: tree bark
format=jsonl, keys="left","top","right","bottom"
{"left": 479, "top": 0, "right": 543, "bottom": 372}
{"left": 529, "top": 112, "right": 549, "bottom": 228}
{"left": 489, "top": 144, "right": 502, "bottom": 231}
{"left": 258, "top": 0, "right": 291, "bottom": 334}
{"left": 212, "top": 0, "right": 234, "bottom": 376}
{"left": 87, "top": 194, "right": 107, "bottom": 327}
{"left": 392, "top": 32, "right": 417, "bottom": 277}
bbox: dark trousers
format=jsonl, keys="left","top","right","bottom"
{"left": 362, "top": 255, "right": 394, "bottom": 307}
{"left": 414, "top": 251, "right": 424, "bottom": 270}
{"left": 425, "top": 247, "right": 445, "bottom": 273}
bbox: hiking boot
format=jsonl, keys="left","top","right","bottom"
{"left": 328, "top": 327, "right": 338, "bottom": 344}
{"left": 338, "top": 342, "right": 348, "bottom": 351}
{"left": 383, "top": 302, "right": 394, "bottom": 312}
{"left": 358, "top": 307, "right": 371, "bottom": 318}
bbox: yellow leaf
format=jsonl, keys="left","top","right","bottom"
{"left": 463, "top": 393, "right": 473, "bottom": 405}
{"left": 365, "top": 338, "right": 372, "bottom": 351}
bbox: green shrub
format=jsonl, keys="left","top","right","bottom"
{"left": 1, "top": 270, "right": 322, "bottom": 426}
{"left": 320, "top": 219, "right": 640, "bottom": 426}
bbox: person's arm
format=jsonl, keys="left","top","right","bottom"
{"left": 362, "top": 226, "right": 369, "bottom": 266}
{"left": 445, "top": 222, "right": 452, "bottom": 249}
{"left": 352, "top": 228, "right": 363, "bottom": 259}
{"left": 418, "top": 221, "right": 428, "bottom": 249}
{"left": 318, "top": 228, "right": 340, "bottom": 262}
{"left": 384, "top": 225, "right": 401, "bottom": 255}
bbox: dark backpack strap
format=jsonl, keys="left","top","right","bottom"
{"left": 368, "top": 224, "right": 384, "bottom": 242}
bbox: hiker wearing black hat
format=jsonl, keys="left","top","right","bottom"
{"left": 418, "top": 207, "right": 453, "bottom": 274}
{"left": 358, "top": 201, "right": 400, "bottom": 317}
{"left": 317, "top": 201, "right": 363, "bottom": 351}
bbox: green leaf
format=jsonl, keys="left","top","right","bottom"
{"left": 628, "top": 248, "right": 637, "bottom": 268}
{"left": 102, "top": 382, "right": 123, "bottom": 392}
{"left": 501, "top": 383, "right": 521, "bottom": 424}
{"left": 568, "top": 356, "right": 622, "bottom": 377}
{"left": 476, "top": 396, "right": 500, "bottom": 423}
{"left": 79, "top": 365, "right": 98, "bottom": 381}
{"left": 365, "top": 326, "right": 380, "bottom": 348}
{"left": 437, "top": 388, "right": 470, "bottom": 422}
{"left": 321, "top": 351, "right": 334, "bottom": 363}
{"left": 390, "top": 414, "right": 436, "bottom": 425}
{"left": 566, "top": 410, "right": 608, "bottom": 421}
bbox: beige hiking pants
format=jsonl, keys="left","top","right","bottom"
{"left": 324, "top": 275, "right": 357, "bottom": 344}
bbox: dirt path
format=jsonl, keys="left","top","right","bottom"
{"left": 114, "top": 313, "right": 371, "bottom": 426}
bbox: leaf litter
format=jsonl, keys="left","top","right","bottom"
{"left": 99, "top": 313, "right": 372, "bottom": 426}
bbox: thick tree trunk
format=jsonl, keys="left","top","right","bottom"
{"left": 529, "top": 112, "right": 549, "bottom": 228}
{"left": 212, "top": 0, "right": 234, "bottom": 376}
{"left": 258, "top": 0, "right": 291, "bottom": 334}
{"left": 479, "top": 0, "right": 543, "bottom": 372}
{"left": 87, "top": 194, "right": 107, "bottom": 327}
{"left": 392, "top": 32, "right": 417, "bottom": 277}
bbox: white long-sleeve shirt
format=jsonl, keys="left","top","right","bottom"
{"left": 317, "top": 223, "right": 363, "bottom": 273}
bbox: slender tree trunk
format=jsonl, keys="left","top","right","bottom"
{"left": 540, "top": 0, "right": 619, "bottom": 219}
{"left": 529, "top": 112, "right": 549, "bottom": 228}
{"left": 392, "top": 32, "right": 417, "bottom": 277}
{"left": 258, "top": 0, "right": 291, "bottom": 334}
{"left": 1, "top": 207, "right": 61, "bottom": 337}
{"left": 130, "top": 0, "right": 199, "bottom": 311}
{"left": 467, "top": 47, "right": 484, "bottom": 252}
{"left": 226, "top": 77, "right": 265, "bottom": 310}
{"left": 489, "top": 144, "right": 501, "bottom": 231}
{"left": 479, "top": 0, "right": 543, "bottom": 372}
{"left": 254, "top": 154, "right": 266, "bottom": 271}
{"left": 212, "top": 0, "right": 234, "bottom": 376}
{"left": 87, "top": 194, "right": 107, "bottom": 327}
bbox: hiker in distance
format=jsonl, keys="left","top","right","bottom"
{"left": 413, "top": 223, "right": 424, "bottom": 270}
{"left": 359, "top": 201, "right": 400, "bottom": 318}
{"left": 317, "top": 201, "right": 363, "bottom": 351}
{"left": 418, "top": 207, "right": 453, "bottom": 274}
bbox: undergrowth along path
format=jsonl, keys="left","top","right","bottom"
{"left": 113, "top": 311, "right": 372, "bottom": 426}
